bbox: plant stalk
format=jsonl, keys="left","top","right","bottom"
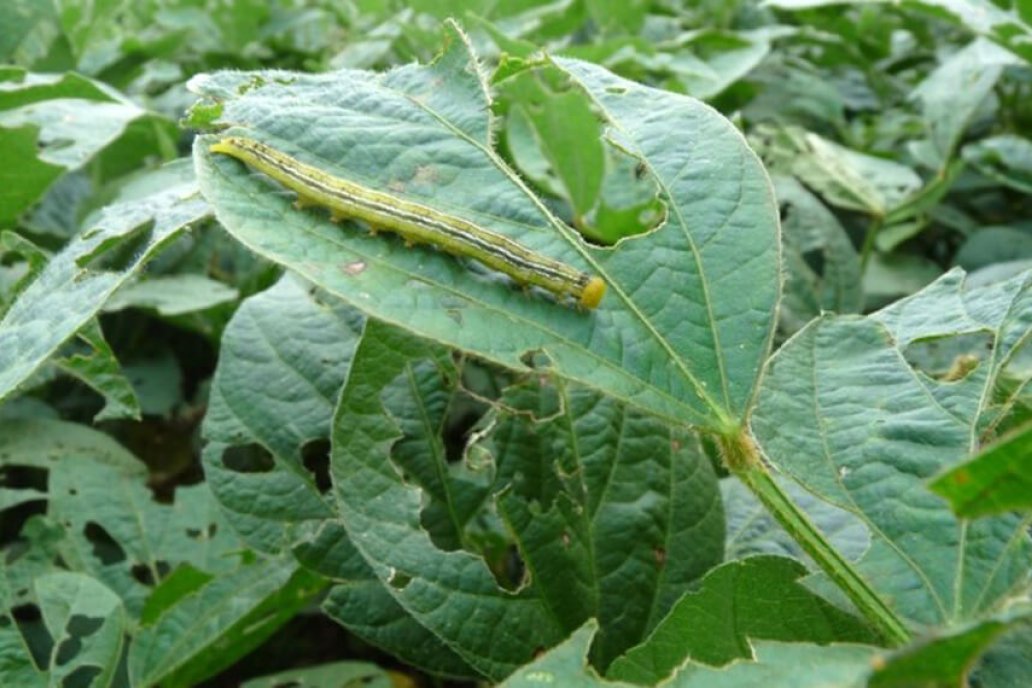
{"left": 721, "top": 431, "right": 912, "bottom": 648}
{"left": 858, "top": 215, "right": 884, "bottom": 274}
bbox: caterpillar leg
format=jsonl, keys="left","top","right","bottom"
{"left": 293, "top": 195, "right": 317, "bottom": 211}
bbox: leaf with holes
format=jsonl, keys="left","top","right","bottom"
{"left": 190, "top": 21, "right": 780, "bottom": 433}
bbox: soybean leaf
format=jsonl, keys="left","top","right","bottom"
{"left": 0, "top": 0, "right": 60, "bottom": 67}
{"left": 330, "top": 318, "right": 557, "bottom": 681}
{"left": 500, "top": 621, "right": 879, "bottom": 688}
{"left": 500, "top": 68, "right": 605, "bottom": 228}
{"left": 868, "top": 611, "right": 1032, "bottom": 688}
{"left": 752, "top": 268, "right": 1032, "bottom": 628}
{"left": 930, "top": 421, "right": 1032, "bottom": 517}
{"left": 954, "top": 226, "right": 1032, "bottom": 272}
{"left": 201, "top": 276, "right": 362, "bottom": 552}
{"left": 190, "top": 21, "right": 780, "bottom": 432}
{"left": 0, "top": 418, "right": 244, "bottom": 618}
{"left": 327, "top": 314, "right": 726, "bottom": 680}
{"left": 127, "top": 556, "right": 325, "bottom": 688}
{"left": 963, "top": 135, "right": 1032, "bottom": 194}
{"left": 482, "top": 380, "right": 724, "bottom": 670}
{"left": 756, "top": 125, "right": 921, "bottom": 217}
{"left": 606, "top": 556, "right": 877, "bottom": 685}
{"left": 0, "top": 68, "right": 174, "bottom": 226}
{"left": 0, "top": 230, "right": 48, "bottom": 317}
{"left": 909, "top": 0, "right": 1032, "bottom": 64}
{"left": 763, "top": 1, "right": 1032, "bottom": 65}
{"left": 104, "top": 274, "right": 239, "bottom": 317}
{"left": 52, "top": 319, "right": 141, "bottom": 422}
{"left": 199, "top": 274, "right": 474, "bottom": 678}
{"left": 320, "top": 562, "right": 478, "bottom": 679}
{"left": 499, "top": 622, "right": 626, "bottom": 688}
{"left": 0, "top": 159, "right": 210, "bottom": 405}
{"left": 0, "top": 560, "right": 46, "bottom": 687}
{"left": 774, "top": 175, "right": 863, "bottom": 335}
{"left": 722, "top": 478, "right": 871, "bottom": 563}
{"left": 911, "top": 38, "right": 1019, "bottom": 169}
{"left": 35, "top": 572, "right": 126, "bottom": 688}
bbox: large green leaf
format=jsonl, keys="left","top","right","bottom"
{"left": 330, "top": 319, "right": 561, "bottom": 681}
{"left": 327, "top": 316, "right": 724, "bottom": 680}
{"left": 201, "top": 276, "right": 362, "bottom": 552}
{"left": 505, "top": 612, "right": 1031, "bottom": 687}
{"left": 482, "top": 380, "right": 724, "bottom": 670}
{"left": 722, "top": 477, "right": 871, "bottom": 563}
{"left": 0, "top": 159, "right": 209, "bottom": 405}
{"left": 752, "top": 268, "right": 1032, "bottom": 628}
{"left": 190, "top": 21, "right": 780, "bottom": 431}
{"left": 48, "top": 454, "right": 244, "bottom": 621}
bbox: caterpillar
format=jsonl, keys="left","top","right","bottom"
{"left": 209, "top": 136, "right": 606, "bottom": 309}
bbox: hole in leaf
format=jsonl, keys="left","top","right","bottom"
{"left": 131, "top": 561, "right": 170, "bottom": 586}
{"left": 605, "top": 85, "right": 627, "bottom": 94}
{"left": 76, "top": 221, "right": 154, "bottom": 272}
{"left": 902, "top": 332, "right": 992, "bottom": 381}
{"left": 67, "top": 614, "right": 104, "bottom": 640}
{"left": 186, "top": 523, "right": 219, "bottom": 540}
{"left": 503, "top": 544, "right": 525, "bottom": 590}
{"left": 387, "top": 570, "right": 411, "bottom": 590}
{"left": 222, "top": 443, "right": 275, "bottom": 473}
{"left": 12, "top": 603, "right": 51, "bottom": 667}
{"left": 83, "top": 522, "right": 126, "bottom": 565}
{"left": 39, "top": 137, "right": 74, "bottom": 152}
{"left": 300, "top": 438, "right": 331, "bottom": 494}
{"left": 55, "top": 614, "right": 103, "bottom": 666}
{"left": 519, "top": 349, "right": 552, "bottom": 370}
{"left": 11, "top": 603, "right": 41, "bottom": 623}
{"left": 802, "top": 248, "right": 826, "bottom": 277}
{"left": 61, "top": 665, "right": 101, "bottom": 688}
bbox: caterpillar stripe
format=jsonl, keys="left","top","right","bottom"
{"left": 209, "top": 136, "right": 606, "bottom": 309}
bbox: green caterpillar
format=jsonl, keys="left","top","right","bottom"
{"left": 210, "top": 136, "right": 606, "bottom": 309}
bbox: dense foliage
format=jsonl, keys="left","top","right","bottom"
{"left": 2, "top": 1, "right": 1031, "bottom": 686}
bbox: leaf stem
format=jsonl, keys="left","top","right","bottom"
{"left": 858, "top": 215, "right": 884, "bottom": 274}
{"left": 720, "top": 431, "right": 912, "bottom": 648}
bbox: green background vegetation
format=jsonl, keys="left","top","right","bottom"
{"left": 2, "top": 1, "right": 1031, "bottom": 686}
